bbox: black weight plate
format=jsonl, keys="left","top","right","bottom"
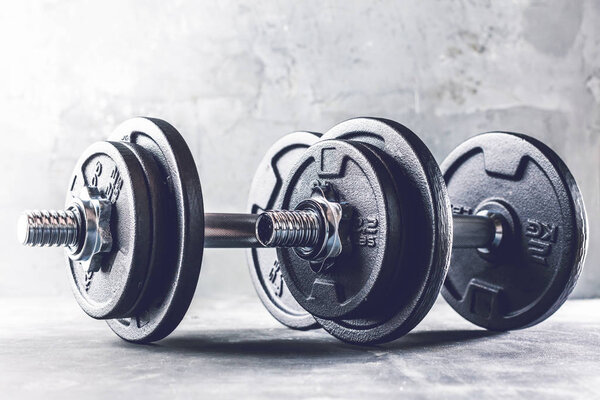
{"left": 313, "top": 118, "right": 452, "bottom": 344}
{"left": 106, "top": 117, "right": 204, "bottom": 343}
{"left": 277, "top": 139, "right": 403, "bottom": 319}
{"left": 66, "top": 141, "right": 152, "bottom": 319}
{"left": 247, "top": 131, "right": 321, "bottom": 330}
{"left": 115, "top": 141, "right": 166, "bottom": 316}
{"left": 441, "top": 132, "right": 588, "bottom": 330}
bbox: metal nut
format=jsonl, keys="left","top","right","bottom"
{"left": 66, "top": 187, "right": 112, "bottom": 272}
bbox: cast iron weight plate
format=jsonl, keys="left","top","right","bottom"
{"left": 441, "top": 132, "right": 588, "bottom": 331}
{"left": 308, "top": 118, "right": 452, "bottom": 344}
{"left": 66, "top": 141, "right": 152, "bottom": 320}
{"left": 247, "top": 131, "right": 321, "bottom": 330}
{"left": 277, "top": 139, "right": 403, "bottom": 320}
{"left": 115, "top": 141, "right": 167, "bottom": 317}
{"left": 106, "top": 118, "right": 205, "bottom": 343}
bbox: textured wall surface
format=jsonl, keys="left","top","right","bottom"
{"left": 0, "top": 0, "right": 598, "bottom": 300}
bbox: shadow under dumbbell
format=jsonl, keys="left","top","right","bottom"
{"left": 129, "top": 329, "right": 505, "bottom": 358}
{"left": 381, "top": 329, "right": 506, "bottom": 351}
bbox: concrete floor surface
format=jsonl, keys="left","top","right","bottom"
{"left": 0, "top": 296, "right": 598, "bottom": 399}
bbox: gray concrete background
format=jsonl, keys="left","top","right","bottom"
{"left": 0, "top": 0, "right": 598, "bottom": 301}
{"left": 1, "top": 297, "right": 599, "bottom": 399}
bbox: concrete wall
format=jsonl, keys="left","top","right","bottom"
{"left": 1, "top": 0, "right": 598, "bottom": 300}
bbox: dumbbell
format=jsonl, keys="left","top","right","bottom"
{"left": 246, "top": 118, "right": 587, "bottom": 343}
{"left": 18, "top": 117, "right": 587, "bottom": 345}
{"left": 17, "top": 118, "right": 342, "bottom": 343}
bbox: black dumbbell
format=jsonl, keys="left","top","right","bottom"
{"left": 19, "top": 117, "right": 587, "bottom": 345}
{"left": 18, "top": 118, "right": 354, "bottom": 343}
{"left": 247, "top": 118, "right": 587, "bottom": 344}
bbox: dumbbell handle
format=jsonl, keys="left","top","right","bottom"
{"left": 18, "top": 210, "right": 316, "bottom": 247}
{"left": 452, "top": 214, "right": 499, "bottom": 248}
{"left": 204, "top": 212, "right": 501, "bottom": 250}
{"left": 204, "top": 213, "right": 262, "bottom": 247}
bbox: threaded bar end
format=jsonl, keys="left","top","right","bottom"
{"left": 18, "top": 209, "right": 80, "bottom": 247}
{"left": 256, "top": 210, "right": 322, "bottom": 248}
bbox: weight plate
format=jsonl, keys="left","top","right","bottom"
{"left": 106, "top": 118, "right": 204, "bottom": 343}
{"left": 66, "top": 141, "right": 152, "bottom": 319}
{"left": 116, "top": 142, "right": 166, "bottom": 316}
{"left": 277, "top": 139, "right": 403, "bottom": 320}
{"left": 312, "top": 118, "right": 452, "bottom": 344}
{"left": 247, "top": 131, "right": 320, "bottom": 330}
{"left": 441, "top": 132, "right": 588, "bottom": 330}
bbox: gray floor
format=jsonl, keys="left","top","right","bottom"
{"left": 1, "top": 296, "right": 598, "bottom": 399}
